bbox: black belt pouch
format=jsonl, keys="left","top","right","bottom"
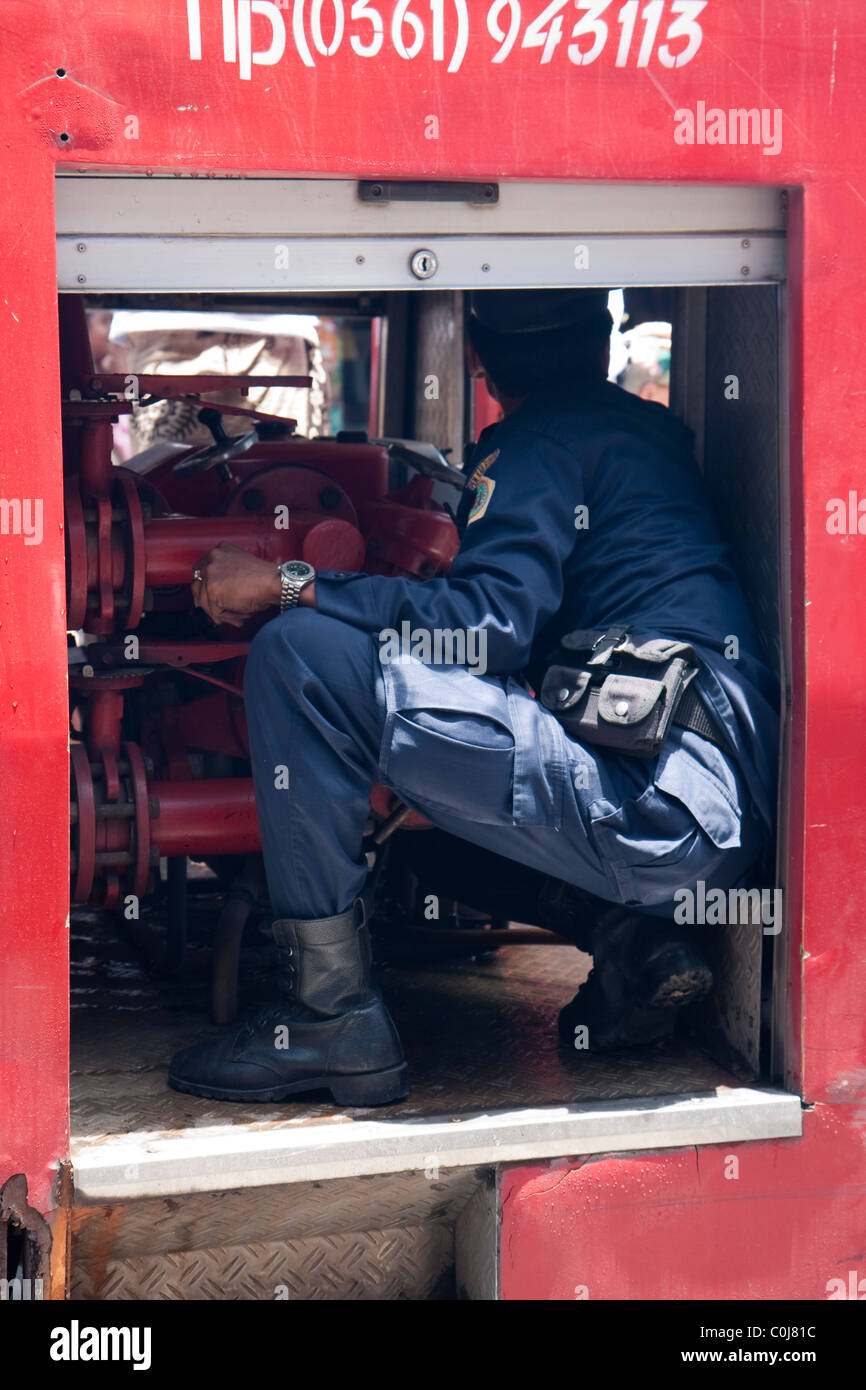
{"left": 539, "top": 625, "right": 700, "bottom": 759}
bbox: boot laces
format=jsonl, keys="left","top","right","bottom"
{"left": 234, "top": 944, "right": 298, "bottom": 1043}
{"left": 235, "top": 1001, "right": 291, "bottom": 1045}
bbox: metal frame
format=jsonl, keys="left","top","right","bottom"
{"left": 72, "top": 1087, "right": 801, "bottom": 1203}
{"left": 56, "top": 179, "right": 798, "bottom": 1189}
{"left": 56, "top": 177, "right": 785, "bottom": 292}
{"left": 58, "top": 231, "right": 784, "bottom": 293}
{"left": 55, "top": 177, "right": 787, "bottom": 237}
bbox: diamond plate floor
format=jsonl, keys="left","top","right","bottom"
{"left": 71, "top": 1222, "right": 458, "bottom": 1301}
{"left": 70, "top": 903, "right": 736, "bottom": 1147}
{"left": 71, "top": 1169, "right": 480, "bottom": 1300}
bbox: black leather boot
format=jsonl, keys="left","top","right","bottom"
{"left": 558, "top": 908, "right": 714, "bottom": 1051}
{"left": 535, "top": 877, "right": 607, "bottom": 952}
{"left": 169, "top": 902, "right": 408, "bottom": 1106}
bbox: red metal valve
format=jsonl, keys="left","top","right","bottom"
{"left": 70, "top": 736, "right": 260, "bottom": 908}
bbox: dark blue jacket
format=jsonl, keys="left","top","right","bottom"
{"left": 316, "top": 381, "right": 779, "bottom": 831}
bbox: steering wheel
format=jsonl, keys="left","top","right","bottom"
{"left": 172, "top": 407, "right": 260, "bottom": 477}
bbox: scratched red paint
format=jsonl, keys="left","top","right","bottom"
{"left": 0, "top": 1, "right": 862, "bottom": 1293}
{"left": 501, "top": 1107, "right": 866, "bottom": 1300}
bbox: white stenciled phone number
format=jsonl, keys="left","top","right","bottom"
{"left": 186, "top": 1, "right": 707, "bottom": 78}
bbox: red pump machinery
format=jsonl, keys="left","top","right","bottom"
{"left": 62, "top": 302, "right": 459, "bottom": 918}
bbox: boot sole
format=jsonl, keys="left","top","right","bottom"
{"left": 649, "top": 964, "right": 713, "bottom": 1009}
{"left": 168, "top": 1062, "right": 409, "bottom": 1108}
{"left": 641, "top": 943, "right": 714, "bottom": 1009}
{"left": 559, "top": 954, "right": 714, "bottom": 1052}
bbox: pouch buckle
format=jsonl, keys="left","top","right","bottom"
{"left": 588, "top": 625, "right": 630, "bottom": 666}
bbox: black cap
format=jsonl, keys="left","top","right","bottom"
{"left": 469, "top": 288, "right": 612, "bottom": 335}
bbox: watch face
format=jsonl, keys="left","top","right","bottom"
{"left": 281, "top": 561, "right": 315, "bottom": 581}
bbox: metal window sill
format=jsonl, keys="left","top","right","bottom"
{"left": 70, "top": 1086, "right": 801, "bottom": 1203}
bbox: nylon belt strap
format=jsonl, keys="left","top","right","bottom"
{"left": 673, "top": 684, "right": 729, "bottom": 752}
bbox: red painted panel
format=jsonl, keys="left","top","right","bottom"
{"left": 796, "top": 175, "right": 866, "bottom": 1103}
{"left": 0, "top": 2, "right": 864, "bottom": 1260}
{"left": 0, "top": 167, "right": 69, "bottom": 1213}
{"left": 0, "top": 1, "right": 854, "bottom": 189}
{"left": 501, "top": 1108, "right": 866, "bottom": 1301}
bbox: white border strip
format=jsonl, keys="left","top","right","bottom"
{"left": 71, "top": 1087, "right": 801, "bottom": 1202}
{"left": 57, "top": 233, "right": 784, "bottom": 293}
{"left": 55, "top": 177, "right": 786, "bottom": 237}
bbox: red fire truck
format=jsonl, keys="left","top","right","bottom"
{"left": 1, "top": 0, "right": 864, "bottom": 1302}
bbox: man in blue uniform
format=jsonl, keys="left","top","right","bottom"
{"left": 169, "top": 289, "right": 778, "bottom": 1107}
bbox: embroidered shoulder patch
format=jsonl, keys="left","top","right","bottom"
{"left": 467, "top": 476, "right": 496, "bottom": 525}
{"left": 467, "top": 448, "right": 499, "bottom": 491}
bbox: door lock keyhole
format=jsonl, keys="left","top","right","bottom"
{"left": 410, "top": 248, "right": 438, "bottom": 280}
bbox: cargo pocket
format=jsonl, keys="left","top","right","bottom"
{"left": 587, "top": 733, "right": 744, "bottom": 907}
{"left": 378, "top": 656, "right": 565, "bottom": 829}
{"left": 588, "top": 780, "right": 705, "bottom": 904}
{"left": 653, "top": 734, "right": 742, "bottom": 851}
{"left": 376, "top": 658, "right": 513, "bottom": 825}
{"left": 384, "top": 705, "right": 516, "bottom": 825}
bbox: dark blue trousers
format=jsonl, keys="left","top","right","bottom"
{"left": 244, "top": 610, "right": 764, "bottom": 921}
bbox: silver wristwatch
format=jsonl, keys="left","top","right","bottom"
{"left": 278, "top": 560, "right": 316, "bottom": 612}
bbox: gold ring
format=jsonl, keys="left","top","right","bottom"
{"left": 193, "top": 568, "right": 203, "bottom": 582}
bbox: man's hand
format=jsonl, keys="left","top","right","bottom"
{"left": 191, "top": 543, "right": 281, "bottom": 628}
